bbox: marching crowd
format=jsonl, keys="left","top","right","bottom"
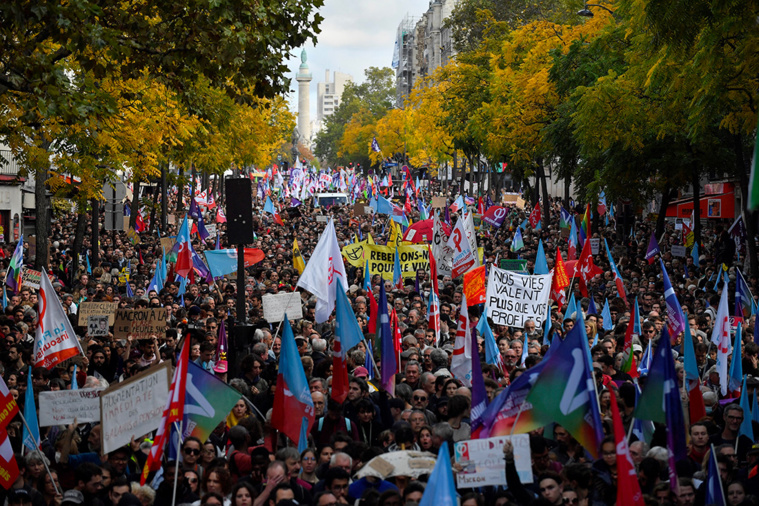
{"left": 0, "top": 179, "right": 758, "bottom": 506}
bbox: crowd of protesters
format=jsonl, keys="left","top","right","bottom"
{"left": 0, "top": 177, "right": 758, "bottom": 506}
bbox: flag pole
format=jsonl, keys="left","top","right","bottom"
{"left": 171, "top": 420, "right": 182, "bottom": 506}
{"left": 17, "top": 410, "right": 61, "bottom": 496}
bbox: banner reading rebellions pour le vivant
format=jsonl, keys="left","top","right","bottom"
{"left": 485, "top": 267, "right": 552, "bottom": 328}
{"left": 365, "top": 244, "right": 429, "bottom": 281}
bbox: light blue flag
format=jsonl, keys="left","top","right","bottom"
{"left": 543, "top": 304, "right": 553, "bottom": 346}
{"left": 534, "top": 239, "right": 548, "bottom": 275}
{"left": 601, "top": 299, "right": 613, "bottom": 331}
{"left": 86, "top": 252, "right": 92, "bottom": 274}
{"left": 419, "top": 442, "right": 457, "bottom": 506}
{"left": 566, "top": 292, "right": 577, "bottom": 320}
{"left": 634, "top": 297, "right": 642, "bottom": 335}
{"left": 683, "top": 320, "right": 699, "bottom": 385}
{"left": 511, "top": 227, "right": 524, "bottom": 252}
{"left": 71, "top": 364, "right": 78, "bottom": 390}
{"left": 335, "top": 284, "right": 365, "bottom": 353}
{"left": 519, "top": 332, "right": 528, "bottom": 366}
{"left": 692, "top": 242, "right": 700, "bottom": 267}
{"left": 393, "top": 247, "right": 402, "bottom": 287}
{"left": 729, "top": 323, "right": 743, "bottom": 392}
{"left": 1, "top": 286, "right": 6, "bottom": 310}
{"left": 476, "top": 307, "right": 501, "bottom": 368}
{"left": 638, "top": 340, "right": 652, "bottom": 376}
{"left": 22, "top": 367, "right": 40, "bottom": 451}
{"left": 126, "top": 282, "right": 134, "bottom": 298}
{"left": 519, "top": 218, "right": 529, "bottom": 230}
{"left": 739, "top": 375, "right": 754, "bottom": 441}
{"left": 631, "top": 383, "right": 656, "bottom": 444}
{"left": 363, "top": 260, "right": 371, "bottom": 291}
{"left": 177, "top": 274, "right": 188, "bottom": 299}
{"left": 706, "top": 444, "right": 727, "bottom": 506}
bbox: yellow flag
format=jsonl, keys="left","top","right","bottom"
{"left": 342, "top": 242, "right": 366, "bottom": 268}
{"left": 367, "top": 234, "right": 375, "bottom": 245}
{"left": 293, "top": 238, "right": 306, "bottom": 275}
{"left": 389, "top": 221, "right": 401, "bottom": 248}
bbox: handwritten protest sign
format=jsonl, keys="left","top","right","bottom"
{"left": 78, "top": 302, "right": 118, "bottom": 326}
{"left": 205, "top": 224, "right": 217, "bottom": 238}
{"left": 431, "top": 196, "right": 447, "bottom": 209}
{"left": 454, "top": 435, "right": 533, "bottom": 488}
{"left": 316, "top": 215, "right": 328, "bottom": 223}
{"left": 21, "top": 269, "right": 42, "bottom": 289}
{"left": 130, "top": 308, "right": 168, "bottom": 339}
{"left": 100, "top": 362, "right": 171, "bottom": 454}
{"left": 88, "top": 316, "right": 110, "bottom": 337}
{"left": 113, "top": 309, "right": 133, "bottom": 339}
{"left": 160, "top": 237, "right": 175, "bottom": 253}
{"left": 364, "top": 244, "right": 429, "bottom": 281}
{"left": 485, "top": 267, "right": 551, "bottom": 328}
{"left": 262, "top": 293, "right": 303, "bottom": 322}
{"left": 39, "top": 388, "right": 104, "bottom": 426}
{"left": 671, "top": 245, "right": 686, "bottom": 257}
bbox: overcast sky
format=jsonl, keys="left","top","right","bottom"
{"left": 284, "top": 0, "right": 431, "bottom": 116}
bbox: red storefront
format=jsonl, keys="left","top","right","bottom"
{"left": 665, "top": 182, "right": 736, "bottom": 219}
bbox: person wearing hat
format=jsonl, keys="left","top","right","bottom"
{"left": 6, "top": 488, "right": 33, "bottom": 506}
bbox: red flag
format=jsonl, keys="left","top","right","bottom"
{"left": 688, "top": 383, "right": 706, "bottom": 424}
{"left": 428, "top": 246, "right": 441, "bottom": 344}
{"left": 139, "top": 249, "right": 144, "bottom": 265}
{"left": 391, "top": 309, "right": 402, "bottom": 362}
{"left": 529, "top": 201, "right": 541, "bottom": 228}
{"left": 368, "top": 292, "right": 378, "bottom": 335}
{"left": 135, "top": 213, "right": 146, "bottom": 233}
{"left": 575, "top": 239, "right": 603, "bottom": 297}
{"left": 140, "top": 334, "right": 191, "bottom": 485}
{"left": 551, "top": 248, "right": 569, "bottom": 308}
{"left": 175, "top": 217, "right": 193, "bottom": 278}
{"left": 609, "top": 389, "right": 644, "bottom": 506}
{"left": 0, "top": 376, "right": 19, "bottom": 430}
{"left": 216, "top": 207, "right": 227, "bottom": 224}
{"left": 0, "top": 428, "right": 19, "bottom": 489}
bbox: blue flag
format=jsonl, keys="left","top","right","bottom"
{"left": 587, "top": 295, "right": 598, "bottom": 316}
{"left": 739, "top": 375, "right": 754, "bottom": 441}
{"left": 365, "top": 339, "right": 375, "bottom": 380}
{"left": 393, "top": 247, "right": 402, "bottom": 288}
{"left": 753, "top": 389, "right": 759, "bottom": 426}
{"left": 71, "top": 364, "right": 78, "bottom": 390}
{"left": 601, "top": 299, "right": 613, "bottom": 331}
{"left": 705, "top": 444, "right": 726, "bottom": 506}
{"left": 692, "top": 242, "right": 700, "bottom": 267}
{"left": 470, "top": 323, "right": 488, "bottom": 427}
{"left": 1, "top": 286, "right": 6, "bottom": 311}
{"left": 683, "top": 320, "right": 699, "bottom": 386}
{"left": 86, "top": 252, "right": 92, "bottom": 274}
{"left": 379, "top": 282, "right": 395, "bottom": 392}
{"left": 126, "top": 282, "right": 134, "bottom": 298}
{"left": 660, "top": 259, "right": 686, "bottom": 338}
{"left": 534, "top": 239, "right": 548, "bottom": 275}
{"left": 335, "top": 284, "right": 365, "bottom": 353}
{"left": 419, "top": 442, "right": 457, "bottom": 506}
{"left": 363, "top": 260, "right": 371, "bottom": 291}
{"left": 510, "top": 227, "right": 524, "bottom": 252}
{"left": 22, "top": 367, "right": 40, "bottom": 451}
{"left": 542, "top": 305, "right": 553, "bottom": 346}
{"left": 189, "top": 198, "right": 210, "bottom": 241}
{"left": 477, "top": 311, "right": 501, "bottom": 369}
{"left": 638, "top": 340, "right": 652, "bottom": 376}
{"left": 634, "top": 297, "right": 642, "bottom": 335}
{"left": 566, "top": 292, "right": 577, "bottom": 320}
{"left": 729, "top": 324, "right": 743, "bottom": 392}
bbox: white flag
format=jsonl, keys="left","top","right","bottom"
{"left": 34, "top": 268, "right": 84, "bottom": 369}
{"left": 431, "top": 215, "right": 453, "bottom": 276}
{"left": 451, "top": 293, "right": 473, "bottom": 386}
{"left": 463, "top": 211, "right": 480, "bottom": 267}
{"left": 447, "top": 215, "right": 477, "bottom": 278}
{"left": 711, "top": 286, "right": 731, "bottom": 395}
{"left": 297, "top": 219, "right": 348, "bottom": 323}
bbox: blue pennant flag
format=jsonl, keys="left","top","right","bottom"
{"left": 22, "top": 367, "right": 40, "bottom": 451}
{"left": 705, "top": 444, "right": 727, "bottom": 506}
{"left": 729, "top": 324, "right": 743, "bottom": 393}
{"left": 601, "top": 299, "right": 613, "bottom": 331}
{"left": 634, "top": 297, "right": 642, "bottom": 335}
{"left": 534, "top": 239, "right": 548, "bottom": 275}
{"left": 418, "top": 442, "right": 457, "bottom": 506}
{"left": 739, "top": 374, "right": 754, "bottom": 441}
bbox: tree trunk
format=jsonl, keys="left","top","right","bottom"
{"left": 564, "top": 173, "right": 571, "bottom": 207}
{"left": 656, "top": 185, "right": 675, "bottom": 238}
{"left": 452, "top": 152, "right": 458, "bottom": 195}
{"left": 691, "top": 165, "right": 702, "bottom": 250}
{"left": 177, "top": 165, "right": 185, "bottom": 215}
{"left": 71, "top": 203, "right": 88, "bottom": 278}
{"left": 537, "top": 159, "right": 551, "bottom": 226}
{"left": 191, "top": 161, "right": 197, "bottom": 197}
{"left": 34, "top": 163, "right": 50, "bottom": 271}
{"left": 733, "top": 134, "right": 758, "bottom": 277}
{"left": 148, "top": 184, "right": 160, "bottom": 234}
{"left": 161, "top": 164, "right": 168, "bottom": 232}
{"left": 91, "top": 198, "right": 100, "bottom": 269}
{"left": 459, "top": 156, "right": 467, "bottom": 195}
{"left": 130, "top": 180, "right": 141, "bottom": 229}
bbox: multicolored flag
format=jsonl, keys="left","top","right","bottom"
{"left": 524, "top": 316, "right": 605, "bottom": 458}
{"left": 332, "top": 286, "right": 366, "bottom": 403}
{"left": 379, "top": 282, "right": 396, "bottom": 392}
{"left": 645, "top": 232, "right": 660, "bottom": 264}
{"left": 34, "top": 268, "right": 84, "bottom": 368}
{"left": 683, "top": 321, "right": 705, "bottom": 422}
{"left": 0, "top": 428, "right": 19, "bottom": 490}
{"left": 4, "top": 235, "right": 23, "bottom": 294}
{"left": 729, "top": 323, "right": 744, "bottom": 394}
{"left": 140, "top": 334, "right": 190, "bottom": 484}
{"left": 470, "top": 316, "right": 488, "bottom": 427}
{"left": 568, "top": 219, "right": 578, "bottom": 259}
{"left": 189, "top": 198, "right": 210, "bottom": 241}
{"left": 174, "top": 215, "right": 194, "bottom": 278}
{"left": 609, "top": 388, "right": 644, "bottom": 506}
{"left": 579, "top": 204, "right": 590, "bottom": 245}
{"left": 735, "top": 268, "right": 754, "bottom": 318}
{"left": 179, "top": 361, "right": 240, "bottom": 443}
{"left": 203, "top": 249, "right": 265, "bottom": 279}
{"left": 264, "top": 196, "right": 284, "bottom": 226}
{"left": 633, "top": 328, "right": 687, "bottom": 490}
{"left": 560, "top": 207, "right": 572, "bottom": 228}
{"left": 428, "top": 248, "right": 441, "bottom": 345}
{"left": 660, "top": 259, "right": 686, "bottom": 340}
{"left": 712, "top": 285, "right": 731, "bottom": 396}
{"left": 604, "top": 239, "right": 627, "bottom": 303}
{"left": 510, "top": 227, "right": 524, "bottom": 252}
{"left": 393, "top": 247, "right": 403, "bottom": 289}
{"left": 620, "top": 318, "right": 639, "bottom": 379}
{"left": 271, "top": 316, "right": 315, "bottom": 451}
{"left": 705, "top": 444, "right": 727, "bottom": 506}
{"left": 551, "top": 247, "right": 569, "bottom": 308}
{"left": 0, "top": 376, "right": 18, "bottom": 430}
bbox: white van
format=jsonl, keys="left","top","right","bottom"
{"left": 315, "top": 193, "right": 349, "bottom": 207}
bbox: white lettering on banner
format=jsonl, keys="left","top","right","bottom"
{"left": 39, "top": 388, "right": 104, "bottom": 426}
{"left": 99, "top": 363, "right": 171, "bottom": 454}
{"left": 454, "top": 435, "right": 533, "bottom": 488}
{"left": 485, "top": 267, "right": 552, "bottom": 328}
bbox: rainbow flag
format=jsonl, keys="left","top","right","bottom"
{"left": 4, "top": 234, "right": 23, "bottom": 294}
{"left": 579, "top": 204, "right": 590, "bottom": 244}
{"left": 181, "top": 362, "right": 241, "bottom": 442}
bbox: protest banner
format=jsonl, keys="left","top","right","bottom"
{"left": 100, "top": 362, "right": 171, "bottom": 454}
{"left": 130, "top": 308, "right": 168, "bottom": 339}
{"left": 485, "top": 267, "right": 552, "bottom": 328}
{"left": 499, "top": 259, "right": 528, "bottom": 274}
{"left": 671, "top": 245, "right": 686, "bottom": 257}
{"left": 454, "top": 435, "right": 533, "bottom": 488}
{"left": 590, "top": 238, "right": 600, "bottom": 256}
{"left": 39, "top": 388, "right": 104, "bottom": 426}
{"left": 431, "top": 196, "right": 447, "bottom": 209}
{"left": 113, "top": 309, "right": 133, "bottom": 339}
{"left": 21, "top": 269, "right": 42, "bottom": 289}
{"left": 78, "top": 302, "right": 118, "bottom": 326}
{"left": 364, "top": 244, "right": 430, "bottom": 281}
{"left": 463, "top": 265, "right": 487, "bottom": 305}
{"left": 88, "top": 315, "right": 110, "bottom": 337}
{"left": 262, "top": 293, "right": 304, "bottom": 322}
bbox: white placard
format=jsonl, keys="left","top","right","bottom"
{"left": 485, "top": 267, "right": 552, "bottom": 328}
{"left": 205, "top": 223, "right": 217, "bottom": 238}
{"left": 364, "top": 206, "right": 374, "bottom": 214}
{"left": 454, "top": 435, "right": 533, "bottom": 488}
{"left": 316, "top": 215, "right": 328, "bottom": 223}
{"left": 671, "top": 245, "right": 687, "bottom": 257}
{"left": 590, "top": 238, "right": 600, "bottom": 256}
{"left": 88, "top": 315, "right": 110, "bottom": 337}
{"left": 262, "top": 293, "right": 303, "bottom": 323}
{"left": 38, "top": 388, "right": 104, "bottom": 426}
{"left": 100, "top": 362, "right": 171, "bottom": 454}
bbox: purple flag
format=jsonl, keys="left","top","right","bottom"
{"left": 645, "top": 232, "right": 660, "bottom": 264}
{"left": 470, "top": 317, "right": 488, "bottom": 428}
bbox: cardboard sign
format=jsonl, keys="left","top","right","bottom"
{"left": 316, "top": 215, "right": 328, "bottom": 223}
{"left": 160, "top": 237, "right": 175, "bottom": 253}
{"left": 113, "top": 308, "right": 133, "bottom": 339}
{"left": 78, "top": 302, "right": 118, "bottom": 326}
{"left": 129, "top": 308, "right": 168, "bottom": 339}
{"left": 671, "top": 245, "right": 687, "bottom": 257}
{"left": 21, "top": 269, "right": 42, "bottom": 289}
{"left": 100, "top": 362, "right": 171, "bottom": 454}
{"left": 168, "top": 214, "right": 176, "bottom": 225}
{"left": 515, "top": 197, "right": 526, "bottom": 210}
{"left": 88, "top": 315, "right": 110, "bottom": 337}
{"left": 38, "top": 388, "right": 104, "bottom": 427}
{"left": 353, "top": 203, "right": 366, "bottom": 216}
{"left": 590, "top": 238, "right": 600, "bottom": 256}
{"left": 454, "top": 435, "right": 533, "bottom": 488}
{"left": 262, "top": 293, "right": 304, "bottom": 322}
{"left": 431, "top": 196, "right": 447, "bottom": 209}
{"left": 485, "top": 267, "right": 552, "bottom": 328}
